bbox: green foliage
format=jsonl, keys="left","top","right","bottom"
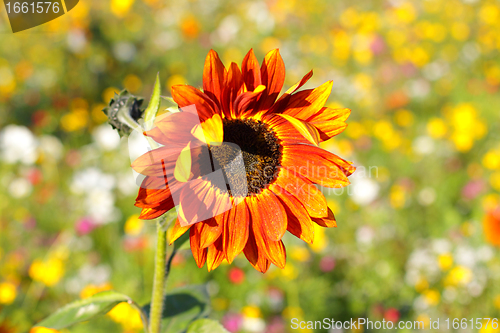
{"left": 34, "top": 291, "right": 138, "bottom": 329}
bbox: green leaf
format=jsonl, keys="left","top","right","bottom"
{"left": 187, "top": 319, "right": 229, "bottom": 333}
{"left": 143, "top": 285, "right": 210, "bottom": 333}
{"left": 34, "top": 290, "right": 133, "bottom": 330}
{"left": 144, "top": 73, "right": 162, "bottom": 130}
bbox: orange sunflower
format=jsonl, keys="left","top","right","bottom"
{"left": 132, "top": 49, "right": 355, "bottom": 273}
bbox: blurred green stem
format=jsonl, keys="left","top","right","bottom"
{"left": 149, "top": 219, "right": 167, "bottom": 333}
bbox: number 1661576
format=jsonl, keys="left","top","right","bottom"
{"left": 5, "top": 2, "right": 60, "bottom": 14}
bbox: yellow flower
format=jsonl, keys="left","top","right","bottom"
{"left": 123, "top": 74, "right": 142, "bottom": 94}
{"left": 290, "top": 247, "right": 311, "bottom": 262}
{"left": 423, "top": 289, "right": 440, "bottom": 306}
{"left": 438, "top": 253, "right": 453, "bottom": 271}
{"left": 0, "top": 282, "right": 17, "bottom": 305}
{"left": 483, "top": 149, "right": 500, "bottom": 170}
{"left": 282, "top": 306, "right": 304, "bottom": 319}
{"left": 395, "top": 109, "right": 414, "bottom": 127}
{"left": 60, "top": 109, "right": 89, "bottom": 132}
{"left": 107, "top": 302, "right": 143, "bottom": 330}
{"left": 427, "top": 118, "right": 447, "bottom": 138}
{"left": 29, "top": 258, "right": 65, "bottom": 287}
{"left": 242, "top": 305, "right": 262, "bottom": 318}
{"left": 444, "top": 266, "right": 473, "bottom": 287}
{"left": 393, "top": 2, "right": 417, "bottom": 24}
{"left": 494, "top": 295, "right": 500, "bottom": 309}
{"left": 390, "top": 185, "right": 406, "bottom": 209}
{"left": 80, "top": 283, "right": 113, "bottom": 299}
{"left": 110, "top": 0, "right": 134, "bottom": 17}
{"left": 125, "top": 214, "right": 144, "bottom": 236}
{"left": 415, "top": 277, "right": 429, "bottom": 293}
{"left": 490, "top": 172, "right": 500, "bottom": 191}
{"left": 451, "top": 22, "right": 470, "bottom": 41}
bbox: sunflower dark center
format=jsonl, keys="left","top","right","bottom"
{"left": 199, "top": 118, "right": 282, "bottom": 196}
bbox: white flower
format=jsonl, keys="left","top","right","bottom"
{"left": 71, "top": 167, "right": 115, "bottom": 194}
{"left": 351, "top": 177, "right": 379, "bottom": 205}
{"left": 92, "top": 125, "right": 121, "bottom": 151}
{"left": 0, "top": 125, "right": 38, "bottom": 164}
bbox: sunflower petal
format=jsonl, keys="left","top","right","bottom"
{"left": 207, "top": 238, "right": 225, "bottom": 271}
{"left": 223, "top": 201, "right": 250, "bottom": 263}
{"left": 190, "top": 228, "right": 208, "bottom": 268}
{"left": 223, "top": 62, "right": 244, "bottom": 118}
{"left": 282, "top": 144, "right": 356, "bottom": 187}
{"left": 312, "top": 207, "right": 337, "bottom": 228}
{"left": 241, "top": 49, "right": 262, "bottom": 91}
{"left": 233, "top": 85, "right": 266, "bottom": 117}
{"left": 243, "top": 228, "right": 271, "bottom": 273}
{"left": 274, "top": 168, "right": 328, "bottom": 218}
{"left": 174, "top": 142, "right": 193, "bottom": 182}
{"left": 131, "top": 146, "right": 182, "bottom": 176}
{"left": 277, "top": 113, "right": 320, "bottom": 146}
{"left": 138, "top": 199, "right": 174, "bottom": 219}
{"left": 169, "top": 219, "right": 191, "bottom": 244}
{"left": 252, "top": 223, "right": 286, "bottom": 269}
{"left": 191, "top": 218, "right": 222, "bottom": 249}
{"left": 191, "top": 113, "right": 224, "bottom": 146}
{"left": 307, "top": 107, "right": 351, "bottom": 141}
{"left": 203, "top": 50, "right": 227, "bottom": 107}
{"left": 271, "top": 184, "right": 314, "bottom": 244}
{"left": 135, "top": 176, "right": 182, "bottom": 208}
{"left": 282, "top": 81, "right": 333, "bottom": 119}
{"left": 171, "top": 85, "right": 219, "bottom": 119}
{"left": 247, "top": 192, "right": 287, "bottom": 242}
{"left": 260, "top": 49, "right": 285, "bottom": 110}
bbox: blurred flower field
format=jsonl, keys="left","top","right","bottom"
{"left": 1, "top": 0, "right": 500, "bottom": 332}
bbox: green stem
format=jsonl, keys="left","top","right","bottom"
{"left": 149, "top": 220, "right": 167, "bottom": 333}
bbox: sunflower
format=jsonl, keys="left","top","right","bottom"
{"left": 132, "top": 49, "right": 355, "bottom": 273}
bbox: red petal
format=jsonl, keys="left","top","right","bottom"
{"left": 243, "top": 228, "right": 271, "bottom": 273}
{"left": 131, "top": 146, "right": 182, "bottom": 176}
{"left": 191, "top": 217, "right": 222, "bottom": 249}
{"left": 251, "top": 221, "right": 287, "bottom": 269}
{"left": 270, "top": 184, "right": 314, "bottom": 244}
{"left": 222, "top": 62, "right": 244, "bottom": 118}
{"left": 207, "top": 238, "right": 225, "bottom": 271}
{"left": 169, "top": 219, "right": 191, "bottom": 244}
{"left": 233, "top": 87, "right": 265, "bottom": 118}
{"left": 138, "top": 199, "right": 174, "bottom": 219}
{"left": 241, "top": 49, "right": 262, "bottom": 91}
{"left": 274, "top": 168, "right": 328, "bottom": 218}
{"left": 268, "top": 70, "right": 313, "bottom": 114}
{"left": 281, "top": 81, "right": 333, "bottom": 119}
{"left": 190, "top": 227, "right": 208, "bottom": 268}
{"left": 312, "top": 207, "right": 337, "bottom": 228}
{"left": 260, "top": 49, "right": 285, "bottom": 110}
{"left": 203, "top": 50, "right": 227, "bottom": 108}
{"left": 281, "top": 145, "right": 355, "bottom": 188}
{"left": 222, "top": 201, "right": 250, "bottom": 263}
{"left": 171, "top": 85, "right": 219, "bottom": 119}
{"left": 306, "top": 107, "right": 351, "bottom": 141}
{"left": 247, "top": 192, "right": 287, "bottom": 242}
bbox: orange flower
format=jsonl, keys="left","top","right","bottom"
{"left": 132, "top": 49, "right": 355, "bottom": 272}
{"left": 484, "top": 208, "right": 500, "bottom": 247}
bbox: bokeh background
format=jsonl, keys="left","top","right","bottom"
{"left": 1, "top": 0, "right": 500, "bottom": 332}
